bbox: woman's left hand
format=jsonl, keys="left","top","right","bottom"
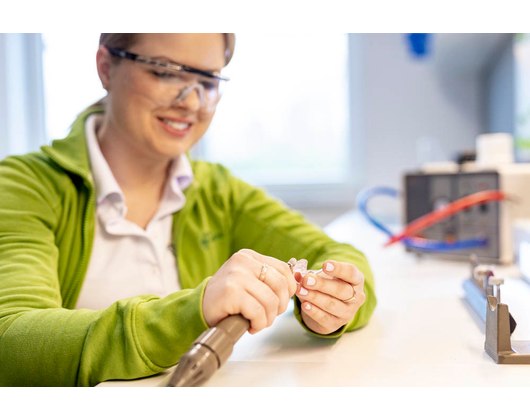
{"left": 295, "top": 260, "right": 366, "bottom": 335}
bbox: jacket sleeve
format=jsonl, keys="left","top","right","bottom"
{"left": 0, "top": 156, "right": 211, "bottom": 386}
{"left": 227, "top": 173, "right": 377, "bottom": 339}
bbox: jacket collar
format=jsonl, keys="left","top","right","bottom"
{"left": 41, "top": 106, "right": 102, "bottom": 182}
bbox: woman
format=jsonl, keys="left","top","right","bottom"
{"left": 0, "top": 33, "right": 376, "bottom": 386}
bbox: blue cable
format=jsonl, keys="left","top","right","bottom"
{"left": 356, "top": 187, "right": 488, "bottom": 252}
{"left": 356, "top": 187, "right": 398, "bottom": 237}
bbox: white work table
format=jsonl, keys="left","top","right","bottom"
{"left": 99, "top": 210, "right": 530, "bottom": 386}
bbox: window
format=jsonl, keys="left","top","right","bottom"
{"left": 0, "top": 33, "right": 46, "bottom": 160}
{"left": 515, "top": 33, "right": 530, "bottom": 162}
{"left": 42, "top": 32, "right": 105, "bottom": 141}
{"left": 203, "top": 34, "right": 352, "bottom": 186}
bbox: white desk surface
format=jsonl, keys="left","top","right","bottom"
{"left": 99, "top": 210, "right": 530, "bottom": 387}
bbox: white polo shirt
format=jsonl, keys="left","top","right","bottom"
{"left": 74, "top": 114, "right": 193, "bottom": 310}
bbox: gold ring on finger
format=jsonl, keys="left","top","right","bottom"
{"left": 259, "top": 263, "right": 269, "bottom": 282}
{"left": 342, "top": 285, "right": 356, "bottom": 303}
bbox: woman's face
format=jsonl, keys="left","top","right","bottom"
{"left": 100, "top": 33, "right": 226, "bottom": 160}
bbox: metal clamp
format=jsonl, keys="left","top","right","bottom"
{"left": 467, "top": 256, "right": 530, "bottom": 364}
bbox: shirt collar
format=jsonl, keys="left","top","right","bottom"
{"left": 168, "top": 151, "right": 193, "bottom": 194}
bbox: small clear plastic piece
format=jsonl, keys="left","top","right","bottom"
{"left": 288, "top": 258, "right": 332, "bottom": 284}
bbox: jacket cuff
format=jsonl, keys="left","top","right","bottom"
{"left": 134, "top": 276, "right": 213, "bottom": 370}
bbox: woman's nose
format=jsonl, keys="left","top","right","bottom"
{"left": 173, "top": 84, "right": 203, "bottom": 112}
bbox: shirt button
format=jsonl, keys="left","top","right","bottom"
{"left": 152, "top": 266, "right": 159, "bottom": 275}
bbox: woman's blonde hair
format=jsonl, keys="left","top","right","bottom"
{"left": 90, "top": 33, "right": 236, "bottom": 108}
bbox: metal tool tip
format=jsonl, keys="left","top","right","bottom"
{"left": 166, "top": 344, "right": 219, "bottom": 387}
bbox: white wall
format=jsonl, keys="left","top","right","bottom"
{"left": 484, "top": 36, "right": 514, "bottom": 134}
{"left": 354, "top": 33, "right": 484, "bottom": 190}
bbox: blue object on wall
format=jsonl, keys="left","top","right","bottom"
{"left": 406, "top": 33, "right": 431, "bottom": 58}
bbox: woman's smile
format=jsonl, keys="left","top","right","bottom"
{"left": 157, "top": 115, "right": 194, "bottom": 138}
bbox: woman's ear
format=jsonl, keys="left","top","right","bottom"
{"left": 96, "top": 45, "right": 112, "bottom": 91}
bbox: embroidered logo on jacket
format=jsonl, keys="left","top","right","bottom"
{"left": 200, "top": 232, "right": 225, "bottom": 248}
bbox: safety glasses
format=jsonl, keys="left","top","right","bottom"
{"left": 107, "top": 47, "right": 230, "bottom": 112}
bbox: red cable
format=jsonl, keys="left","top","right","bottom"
{"left": 384, "top": 190, "right": 507, "bottom": 247}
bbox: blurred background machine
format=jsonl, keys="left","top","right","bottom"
{"left": 360, "top": 133, "right": 530, "bottom": 264}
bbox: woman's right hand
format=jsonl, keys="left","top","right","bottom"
{"left": 202, "top": 249, "right": 298, "bottom": 334}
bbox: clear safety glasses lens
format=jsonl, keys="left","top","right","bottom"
{"left": 147, "top": 66, "right": 226, "bottom": 112}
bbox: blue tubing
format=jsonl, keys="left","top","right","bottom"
{"left": 356, "top": 187, "right": 488, "bottom": 252}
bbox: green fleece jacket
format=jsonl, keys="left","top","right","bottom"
{"left": 0, "top": 106, "right": 376, "bottom": 386}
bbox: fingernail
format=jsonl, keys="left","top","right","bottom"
{"left": 326, "top": 263, "right": 335, "bottom": 272}
{"left": 299, "top": 287, "right": 308, "bottom": 296}
{"left": 307, "top": 276, "right": 316, "bottom": 286}
{"left": 305, "top": 303, "right": 312, "bottom": 310}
